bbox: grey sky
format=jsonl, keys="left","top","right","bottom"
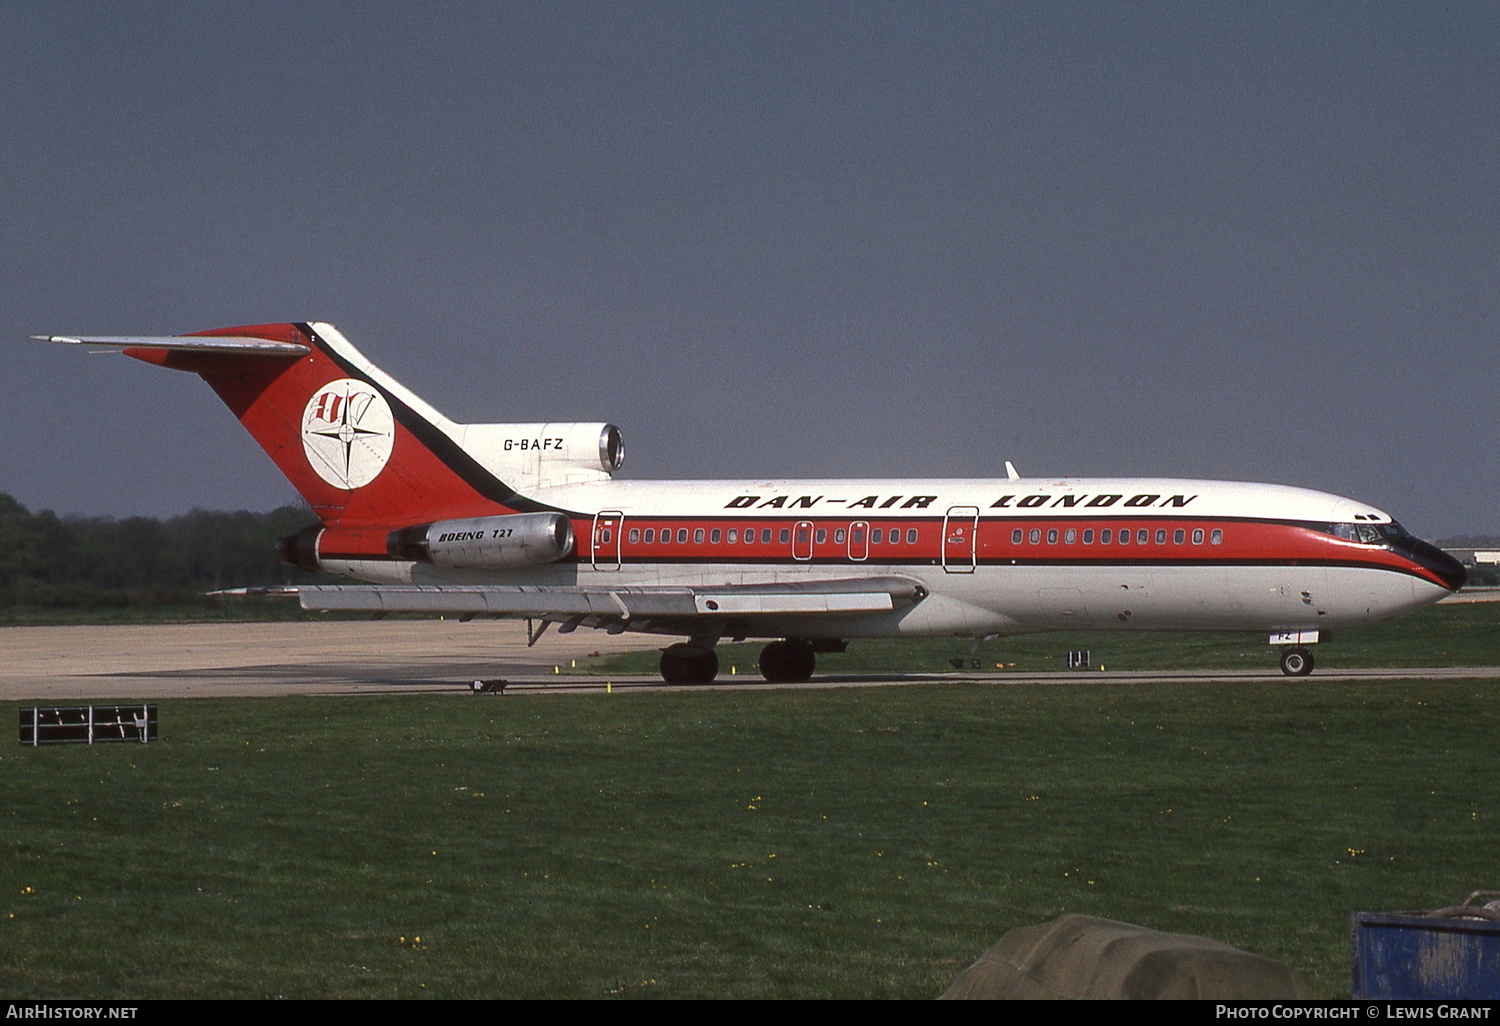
{"left": 2, "top": 2, "right": 1495, "bottom": 535}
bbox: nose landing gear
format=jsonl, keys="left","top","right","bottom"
{"left": 1279, "top": 646, "right": 1315, "bottom": 676}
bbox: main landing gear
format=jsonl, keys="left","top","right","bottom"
{"left": 758, "top": 639, "right": 816, "bottom": 684}
{"left": 656, "top": 637, "right": 830, "bottom": 685}
{"left": 1279, "top": 646, "right": 1315, "bottom": 677}
{"left": 660, "top": 643, "right": 720, "bottom": 685}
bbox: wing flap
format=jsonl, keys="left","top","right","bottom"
{"left": 301, "top": 584, "right": 695, "bottom": 618}
{"left": 294, "top": 577, "right": 925, "bottom": 620}
{"left": 691, "top": 592, "right": 893, "bottom": 614}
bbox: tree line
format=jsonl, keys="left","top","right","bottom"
{"left": 0, "top": 494, "right": 322, "bottom": 609}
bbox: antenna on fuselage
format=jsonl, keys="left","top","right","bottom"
{"left": 1005, "top": 461, "right": 1020, "bottom": 481}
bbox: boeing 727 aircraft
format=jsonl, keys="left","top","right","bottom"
{"left": 35, "top": 322, "right": 1466, "bottom": 682}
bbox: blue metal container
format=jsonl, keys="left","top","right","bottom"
{"left": 1351, "top": 894, "right": 1500, "bottom": 999}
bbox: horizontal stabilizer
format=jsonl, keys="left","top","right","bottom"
{"left": 31, "top": 334, "right": 309, "bottom": 356}
{"left": 205, "top": 586, "right": 300, "bottom": 597}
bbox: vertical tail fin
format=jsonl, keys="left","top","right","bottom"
{"left": 68, "top": 322, "right": 520, "bottom": 525}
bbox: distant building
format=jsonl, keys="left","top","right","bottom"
{"left": 1439, "top": 545, "right": 1500, "bottom": 587}
{"left": 1441, "top": 548, "right": 1500, "bottom": 566}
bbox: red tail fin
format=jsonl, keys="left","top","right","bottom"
{"left": 121, "top": 322, "right": 517, "bottom": 526}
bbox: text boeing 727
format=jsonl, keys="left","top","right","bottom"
{"left": 36, "top": 322, "right": 1466, "bottom": 682}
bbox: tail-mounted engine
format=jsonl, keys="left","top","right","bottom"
{"left": 386, "top": 511, "right": 575, "bottom": 570}
{"left": 276, "top": 524, "right": 324, "bottom": 572}
{"left": 277, "top": 512, "right": 576, "bottom": 573}
{"left": 455, "top": 422, "right": 625, "bottom": 489}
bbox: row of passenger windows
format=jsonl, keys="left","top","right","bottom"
{"left": 614, "top": 525, "right": 1226, "bottom": 548}
{"left": 624, "top": 526, "right": 923, "bottom": 546}
{"left": 1011, "top": 527, "right": 1224, "bottom": 546}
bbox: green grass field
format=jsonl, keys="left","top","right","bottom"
{"left": 4, "top": 673, "right": 1497, "bottom": 998}
{"left": 584, "top": 600, "right": 1500, "bottom": 677}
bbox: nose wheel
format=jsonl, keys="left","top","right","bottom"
{"left": 1279, "top": 647, "right": 1315, "bottom": 676}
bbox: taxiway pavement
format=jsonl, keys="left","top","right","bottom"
{"left": 1, "top": 621, "right": 1495, "bottom": 701}
{"left": 0, "top": 620, "right": 662, "bottom": 700}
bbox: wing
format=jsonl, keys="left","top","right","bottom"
{"left": 277, "top": 576, "right": 929, "bottom": 637}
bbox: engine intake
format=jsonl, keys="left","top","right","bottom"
{"left": 387, "top": 512, "right": 575, "bottom": 570}
{"left": 275, "top": 525, "right": 323, "bottom": 572}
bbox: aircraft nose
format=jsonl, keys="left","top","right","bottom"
{"left": 1402, "top": 538, "right": 1468, "bottom": 592}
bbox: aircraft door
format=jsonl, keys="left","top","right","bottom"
{"left": 943, "top": 506, "right": 979, "bottom": 574}
{"left": 849, "top": 521, "right": 869, "bottom": 561}
{"left": 592, "top": 510, "right": 624, "bottom": 570}
{"left": 793, "top": 520, "right": 813, "bottom": 561}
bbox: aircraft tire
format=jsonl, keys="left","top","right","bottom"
{"left": 759, "top": 639, "right": 816, "bottom": 683}
{"left": 661, "top": 644, "right": 719, "bottom": 685}
{"left": 1279, "top": 647, "right": 1314, "bottom": 677}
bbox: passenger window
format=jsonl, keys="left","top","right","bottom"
{"left": 694, "top": 529, "right": 705, "bottom": 543}
{"left": 815, "top": 529, "right": 827, "bottom": 544}
{"left": 1119, "top": 529, "right": 1130, "bottom": 545}
{"left": 778, "top": 529, "right": 789, "bottom": 544}
{"left": 1064, "top": 529, "right": 1076, "bottom": 544}
{"left": 834, "top": 528, "right": 846, "bottom": 544}
{"left": 1012, "top": 528, "right": 1023, "bottom": 544}
{"left": 728, "top": 529, "right": 738, "bottom": 543}
{"left": 628, "top": 529, "right": 639, "bottom": 544}
{"left": 1192, "top": 528, "right": 1203, "bottom": 544}
{"left": 662, "top": 530, "right": 671, "bottom": 545}
{"left": 1029, "top": 528, "right": 1041, "bottom": 544}
{"left": 710, "top": 529, "right": 721, "bottom": 543}
{"left": 852, "top": 527, "right": 864, "bottom": 544}
{"left": 600, "top": 529, "right": 611, "bottom": 543}
{"left": 677, "top": 529, "right": 688, "bottom": 544}
{"left": 1210, "top": 529, "right": 1223, "bottom": 545}
{"left": 906, "top": 529, "right": 917, "bottom": 544}
{"left": 1101, "top": 529, "right": 1112, "bottom": 544}
{"left": 873, "top": 529, "right": 884, "bottom": 544}
{"left": 1173, "top": 529, "right": 1184, "bottom": 544}
{"left": 744, "top": 530, "right": 754, "bottom": 545}
{"left": 1047, "top": 529, "right": 1058, "bottom": 544}
{"left": 1083, "top": 529, "right": 1094, "bottom": 544}
{"left": 1137, "top": 529, "right": 1149, "bottom": 544}
{"left": 1155, "top": 529, "right": 1166, "bottom": 544}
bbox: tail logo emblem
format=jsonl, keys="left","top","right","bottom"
{"left": 301, "top": 379, "right": 395, "bottom": 489}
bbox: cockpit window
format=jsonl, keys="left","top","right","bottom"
{"left": 1322, "top": 521, "right": 1410, "bottom": 545}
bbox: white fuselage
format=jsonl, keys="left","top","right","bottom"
{"left": 320, "top": 475, "right": 1451, "bottom": 640}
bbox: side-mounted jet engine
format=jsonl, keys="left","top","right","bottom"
{"left": 386, "top": 512, "right": 575, "bottom": 569}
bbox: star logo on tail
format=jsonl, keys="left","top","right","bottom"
{"left": 300, "top": 379, "right": 395, "bottom": 489}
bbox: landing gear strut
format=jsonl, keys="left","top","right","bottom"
{"left": 759, "top": 639, "right": 816, "bottom": 683}
{"left": 660, "top": 644, "right": 719, "bottom": 685}
{"left": 1279, "top": 646, "right": 1315, "bottom": 677}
